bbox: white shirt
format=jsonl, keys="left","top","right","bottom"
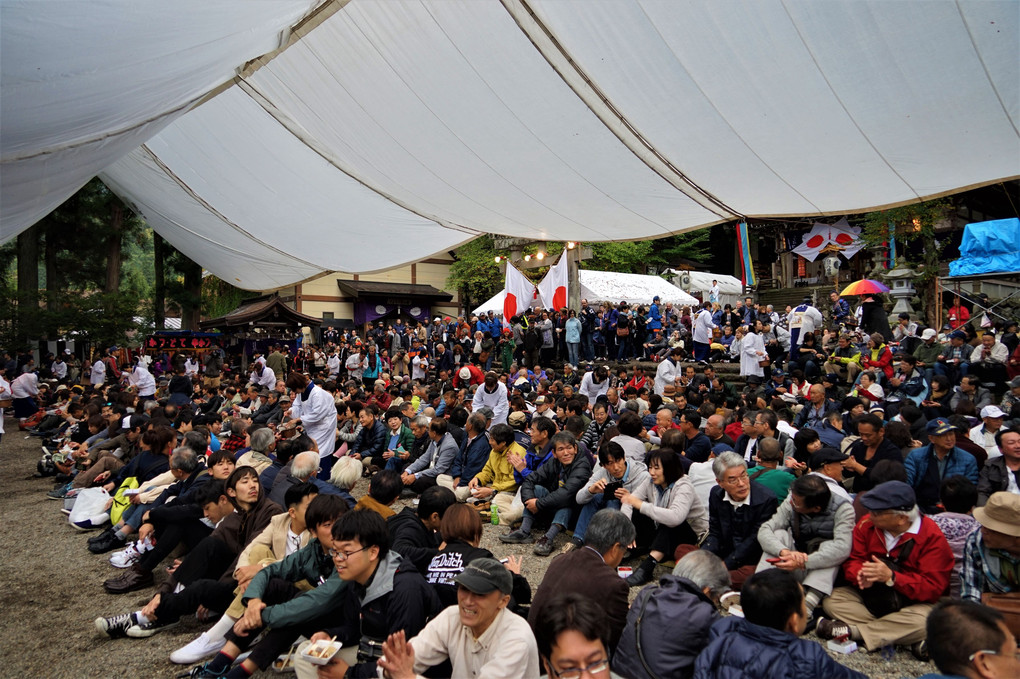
{"left": 51, "top": 360, "right": 67, "bottom": 380}
{"left": 0, "top": 376, "right": 11, "bottom": 434}
{"left": 578, "top": 372, "right": 609, "bottom": 406}
{"left": 184, "top": 358, "right": 199, "bottom": 376}
{"left": 739, "top": 332, "right": 767, "bottom": 378}
{"left": 129, "top": 363, "right": 156, "bottom": 396}
{"left": 90, "top": 359, "right": 106, "bottom": 385}
{"left": 408, "top": 605, "right": 540, "bottom": 679}
{"left": 291, "top": 383, "right": 337, "bottom": 458}
{"left": 472, "top": 381, "right": 509, "bottom": 426}
{"left": 326, "top": 354, "right": 341, "bottom": 378}
{"left": 412, "top": 354, "right": 429, "bottom": 381}
{"left": 883, "top": 515, "right": 922, "bottom": 553}
{"left": 688, "top": 461, "right": 717, "bottom": 510}
{"left": 654, "top": 357, "right": 679, "bottom": 396}
{"left": 724, "top": 490, "right": 752, "bottom": 509}
{"left": 970, "top": 423, "right": 1002, "bottom": 460}
{"left": 346, "top": 352, "right": 364, "bottom": 379}
{"left": 11, "top": 372, "right": 39, "bottom": 398}
{"left": 249, "top": 361, "right": 276, "bottom": 389}
{"left": 709, "top": 284, "right": 720, "bottom": 303}
{"left": 693, "top": 309, "right": 716, "bottom": 344}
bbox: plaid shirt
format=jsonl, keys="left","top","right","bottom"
{"left": 960, "top": 529, "right": 1020, "bottom": 602}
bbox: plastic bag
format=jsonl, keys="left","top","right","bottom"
{"left": 67, "top": 487, "right": 111, "bottom": 529}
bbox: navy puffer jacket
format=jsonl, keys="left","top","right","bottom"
{"left": 694, "top": 617, "right": 868, "bottom": 679}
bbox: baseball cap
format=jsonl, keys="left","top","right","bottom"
{"left": 1010, "top": 376, "right": 1020, "bottom": 389}
{"left": 459, "top": 367, "right": 471, "bottom": 381}
{"left": 973, "top": 493, "right": 1020, "bottom": 537}
{"left": 860, "top": 481, "right": 916, "bottom": 512}
{"left": 949, "top": 330, "right": 966, "bottom": 340}
{"left": 822, "top": 373, "right": 839, "bottom": 383}
{"left": 508, "top": 411, "right": 528, "bottom": 427}
{"left": 453, "top": 558, "right": 512, "bottom": 595}
{"left": 653, "top": 295, "right": 660, "bottom": 301}
{"left": 809, "top": 447, "right": 848, "bottom": 470}
{"left": 980, "top": 405, "right": 1006, "bottom": 419}
{"left": 926, "top": 417, "right": 957, "bottom": 435}
{"left": 920, "top": 328, "right": 937, "bottom": 341}
{"left": 535, "top": 395, "right": 548, "bottom": 405}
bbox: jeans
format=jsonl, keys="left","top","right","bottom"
{"left": 692, "top": 340, "right": 710, "bottom": 362}
{"left": 525, "top": 485, "right": 572, "bottom": 528}
{"left": 567, "top": 342, "right": 579, "bottom": 367}
{"left": 616, "top": 336, "right": 631, "bottom": 361}
{"left": 573, "top": 494, "right": 620, "bottom": 542}
{"left": 582, "top": 333, "right": 595, "bottom": 361}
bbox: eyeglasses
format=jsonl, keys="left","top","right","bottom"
{"left": 722, "top": 471, "right": 749, "bottom": 485}
{"left": 548, "top": 658, "right": 610, "bottom": 679}
{"left": 969, "top": 647, "right": 1020, "bottom": 662}
{"left": 328, "top": 546, "right": 368, "bottom": 561}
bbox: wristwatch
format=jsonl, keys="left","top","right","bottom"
{"left": 885, "top": 574, "right": 895, "bottom": 587}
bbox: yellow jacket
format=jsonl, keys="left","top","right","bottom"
{"left": 473, "top": 441, "right": 522, "bottom": 493}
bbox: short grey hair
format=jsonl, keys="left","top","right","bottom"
{"left": 291, "top": 451, "right": 320, "bottom": 480}
{"left": 249, "top": 428, "right": 275, "bottom": 454}
{"left": 411, "top": 415, "right": 430, "bottom": 429}
{"left": 673, "top": 550, "right": 731, "bottom": 598}
{"left": 712, "top": 451, "right": 747, "bottom": 481}
{"left": 466, "top": 413, "right": 487, "bottom": 434}
{"left": 170, "top": 447, "right": 200, "bottom": 473}
{"left": 584, "top": 509, "right": 636, "bottom": 555}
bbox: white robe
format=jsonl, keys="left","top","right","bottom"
{"left": 471, "top": 381, "right": 509, "bottom": 426}
{"left": 291, "top": 384, "right": 337, "bottom": 458}
{"left": 654, "top": 357, "right": 680, "bottom": 396}
{"left": 90, "top": 359, "right": 106, "bottom": 386}
{"left": 740, "top": 332, "right": 767, "bottom": 378}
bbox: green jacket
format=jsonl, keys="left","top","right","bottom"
{"left": 243, "top": 538, "right": 347, "bottom": 628}
{"left": 386, "top": 425, "right": 416, "bottom": 453}
{"left": 913, "top": 340, "right": 943, "bottom": 367}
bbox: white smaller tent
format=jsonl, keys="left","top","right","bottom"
{"left": 665, "top": 269, "right": 744, "bottom": 307}
{"left": 472, "top": 270, "right": 698, "bottom": 316}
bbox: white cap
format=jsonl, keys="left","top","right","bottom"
{"left": 921, "top": 328, "right": 937, "bottom": 340}
{"left": 980, "top": 405, "right": 1006, "bottom": 419}
{"left": 459, "top": 367, "right": 471, "bottom": 380}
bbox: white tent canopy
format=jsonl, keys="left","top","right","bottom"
{"left": 472, "top": 269, "right": 698, "bottom": 315}
{"left": 665, "top": 269, "right": 743, "bottom": 296}
{"left": 3, "top": 1, "right": 1018, "bottom": 290}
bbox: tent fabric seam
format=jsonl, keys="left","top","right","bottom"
{"left": 953, "top": 0, "right": 1019, "bottom": 138}
{"left": 236, "top": 79, "right": 481, "bottom": 238}
{"left": 138, "top": 144, "right": 328, "bottom": 271}
{"left": 503, "top": 0, "right": 739, "bottom": 221}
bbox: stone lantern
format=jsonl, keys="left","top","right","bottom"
{"left": 883, "top": 264, "right": 918, "bottom": 316}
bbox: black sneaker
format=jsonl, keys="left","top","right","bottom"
{"left": 95, "top": 612, "right": 136, "bottom": 638}
{"left": 499, "top": 529, "right": 534, "bottom": 544}
{"left": 88, "top": 526, "right": 117, "bottom": 546}
{"left": 533, "top": 536, "right": 555, "bottom": 557}
{"left": 910, "top": 640, "right": 929, "bottom": 662}
{"left": 176, "top": 663, "right": 229, "bottom": 678}
{"left": 816, "top": 617, "right": 852, "bottom": 641}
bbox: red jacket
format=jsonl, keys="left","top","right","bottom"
{"left": 452, "top": 363, "right": 485, "bottom": 390}
{"left": 861, "top": 345, "right": 895, "bottom": 380}
{"left": 843, "top": 514, "right": 953, "bottom": 604}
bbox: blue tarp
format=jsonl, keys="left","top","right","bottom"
{"left": 948, "top": 218, "right": 1020, "bottom": 277}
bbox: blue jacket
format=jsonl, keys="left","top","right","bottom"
{"left": 694, "top": 617, "right": 867, "bottom": 679}
{"left": 351, "top": 419, "right": 388, "bottom": 459}
{"left": 565, "top": 317, "right": 582, "bottom": 344}
{"left": 905, "top": 444, "right": 979, "bottom": 513}
{"left": 449, "top": 432, "right": 492, "bottom": 486}
{"left": 647, "top": 303, "right": 662, "bottom": 331}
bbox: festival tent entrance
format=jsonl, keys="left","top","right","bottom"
{"left": 2, "top": 2, "right": 1017, "bottom": 289}
{"left": 473, "top": 270, "right": 699, "bottom": 315}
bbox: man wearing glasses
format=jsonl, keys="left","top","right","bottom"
{"left": 533, "top": 593, "right": 616, "bottom": 679}
{"left": 676, "top": 452, "right": 778, "bottom": 590}
{"left": 294, "top": 511, "right": 440, "bottom": 679}
{"left": 923, "top": 600, "right": 1019, "bottom": 678}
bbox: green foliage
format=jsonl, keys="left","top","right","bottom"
{"left": 583, "top": 230, "right": 711, "bottom": 273}
{"left": 203, "top": 277, "right": 249, "bottom": 320}
{"left": 446, "top": 235, "right": 504, "bottom": 308}
{"left": 860, "top": 199, "right": 950, "bottom": 284}
{"left": 40, "top": 291, "right": 141, "bottom": 347}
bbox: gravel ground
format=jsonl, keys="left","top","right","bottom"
{"left": 0, "top": 417, "right": 931, "bottom": 678}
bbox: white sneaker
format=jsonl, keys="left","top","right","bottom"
{"left": 110, "top": 542, "right": 142, "bottom": 569}
{"left": 170, "top": 631, "right": 226, "bottom": 665}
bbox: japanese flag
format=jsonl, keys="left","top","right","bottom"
{"left": 538, "top": 252, "right": 569, "bottom": 311}
{"left": 503, "top": 262, "right": 539, "bottom": 322}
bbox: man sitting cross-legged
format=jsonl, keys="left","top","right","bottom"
{"left": 179, "top": 493, "right": 348, "bottom": 677}
{"left": 499, "top": 432, "right": 592, "bottom": 557}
